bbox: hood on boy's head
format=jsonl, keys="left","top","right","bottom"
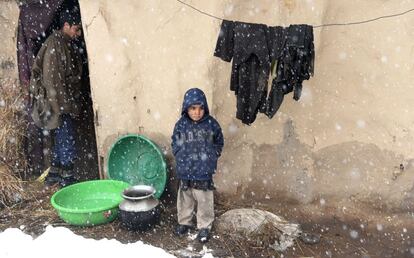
{"left": 181, "top": 88, "right": 210, "bottom": 116}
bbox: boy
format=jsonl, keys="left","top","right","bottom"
{"left": 29, "top": 9, "right": 83, "bottom": 187}
{"left": 171, "top": 88, "right": 224, "bottom": 243}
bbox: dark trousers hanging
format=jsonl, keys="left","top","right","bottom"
{"left": 235, "top": 54, "right": 269, "bottom": 124}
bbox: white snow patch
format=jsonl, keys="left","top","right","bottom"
{"left": 0, "top": 226, "right": 176, "bottom": 258}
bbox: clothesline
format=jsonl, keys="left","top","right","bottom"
{"left": 175, "top": 0, "right": 414, "bottom": 28}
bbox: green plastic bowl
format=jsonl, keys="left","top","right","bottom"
{"left": 51, "top": 180, "right": 130, "bottom": 226}
{"left": 107, "top": 134, "right": 167, "bottom": 199}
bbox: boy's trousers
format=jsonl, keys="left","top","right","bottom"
{"left": 52, "top": 114, "right": 76, "bottom": 169}
{"left": 177, "top": 187, "right": 214, "bottom": 229}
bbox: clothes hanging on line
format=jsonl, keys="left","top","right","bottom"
{"left": 214, "top": 20, "right": 270, "bottom": 124}
{"left": 214, "top": 20, "right": 315, "bottom": 124}
{"left": 265, "top": 24, "right": 314, "bottom": 118}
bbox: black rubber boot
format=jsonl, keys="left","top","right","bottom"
{"left": 59, "top": 166, "right": 77, "bottom": 188}
{"left": 174, "top": 224, "right": 192, "bottom": 237}
{"left": 44, "top": 167, "right": 62, "bottom": 186}
{"left": 59, "top": 175, "right": 78, "bottom": 188}
{"left": 197, "top": 228, "right": 210, "bottom": 243}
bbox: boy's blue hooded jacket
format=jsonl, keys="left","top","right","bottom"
{"left": 171, "top": 88, "right": 224, "bottom": 181}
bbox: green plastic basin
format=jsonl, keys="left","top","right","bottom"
{"left": 107, "top": 134, "right": 167, "bottom": 199}
{"left": 51, "top": 180, "right": 130, "bottom": 226}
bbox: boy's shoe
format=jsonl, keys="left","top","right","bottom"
{"left": 44, "top": 167, "right": 62, "bottom": 186}
{"left": 174, "top": 224, "right": 192, "bottom": 236}
{"left": 197, "top": 228, "right": 210, "bottom": 243}
{"left": 59, "top": 175, "right": 78, "bottom": 188}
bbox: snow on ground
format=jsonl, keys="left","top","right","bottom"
{"left": 0, "top": 226, "right": 176, "bottom": 258}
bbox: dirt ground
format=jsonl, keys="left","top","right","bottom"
{"left": 0, "top": 182, "right": 413, "bottom": 258}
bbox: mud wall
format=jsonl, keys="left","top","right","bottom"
{"left": 78, "top": 0, "right": 414, "bottom": 209}
{"left": 0, "top": 1, "right": 19, "bottom": 86}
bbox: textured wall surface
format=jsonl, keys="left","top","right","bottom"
{"left": 54, "top": 0, "right": 414, "bottom": 207}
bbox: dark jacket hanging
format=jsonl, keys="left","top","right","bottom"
{"left": 214, "top": 20, "right": 270, "bottom": 125}
{"left": 264, "top": 24, "right": 315, "bottom": 118}
{"left": 214, "top": 20, "right": 315, "bottom": 123}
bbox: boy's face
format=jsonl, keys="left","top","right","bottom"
{"left": 63, "top": 22, "right": 82, "bottom": 39}
{"left": 188, "top": 104, "right": 205, "bottom": 122}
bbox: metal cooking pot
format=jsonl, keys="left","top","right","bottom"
{"left": 118, "top": 185, "right": 161, "bottom": 231}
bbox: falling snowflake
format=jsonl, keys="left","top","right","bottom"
{"left": 224, "top": 5, "right": 234, "bottom": 16}
{"left": 320, "top": 198, "right": 326, "bottom": 205}
{"left": 121, "top": 37, "right": 128, "bottom": 46}
{"left": 228, "top": 123, "right": 238, "bottom": 134}
{"left": 356, "top": 119, "right": 366, "bottom": 128}
{"left": 350, "top": 168, "right": 361, "bottom": 179}
{"left": 153, "top": 111, "right": 161, "bottom": 121}
{"left": 335, "top": 123, "right": 342, "bottom": 131}
{"left": 106, "top": 54, "right": 113, "bottom": 63}
{"left": 350, "top": 230, "right": 359, "bottom": 239}
{"left": 339, "top": 52, "right": 347, "bottom": 60}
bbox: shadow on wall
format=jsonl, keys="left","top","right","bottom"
{"left": 247, "top": 119, "right": 315, "bottom": 204}
{"left": 217, "top": 119, "right": 414, "bottom": 211}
